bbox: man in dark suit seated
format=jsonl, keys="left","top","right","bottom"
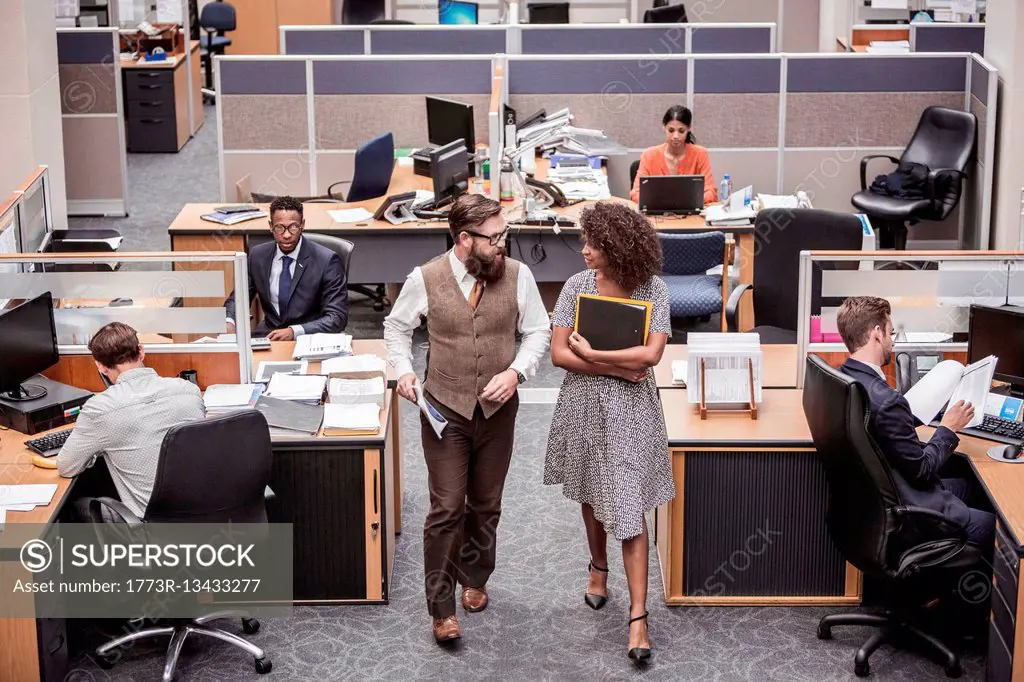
{"left": 226, "top": 196, "right": 348, "bottom": 340}
{"left": 837, "top": 296, "right": 994, "bottom": 549}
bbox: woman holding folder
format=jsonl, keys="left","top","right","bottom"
{"left": 544, "top": 202, "right": 673, "bottom": 664}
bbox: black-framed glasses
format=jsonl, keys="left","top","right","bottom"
{"left": 462, "top": 227, "right": 510, "bottom": 246}
{"left": 271, "top": 223, "right": 303, "bottom": 235}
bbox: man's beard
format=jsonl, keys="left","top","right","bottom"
{"left": 881, "top": 347, "right": 892, "bottom": 367}
{"left": 465, "top": 246, "right": 507, "bottom": 283}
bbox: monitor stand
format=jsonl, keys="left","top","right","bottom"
{"left": 0, "top": 382, "right": 48, "bottom": 402}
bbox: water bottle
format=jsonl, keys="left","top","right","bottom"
{"left": 720, "top": 173, "right": 732, "bottom": 203}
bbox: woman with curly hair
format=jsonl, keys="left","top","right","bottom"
{"left": 544, "top": 201, "right": 673, "bottom": 664}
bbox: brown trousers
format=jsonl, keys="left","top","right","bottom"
{"left": 422, "top": 390, "right": 518, "bottom": 618}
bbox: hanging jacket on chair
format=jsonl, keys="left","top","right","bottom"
{"left": 869, "top": 162, "right": 929, "bottom": 200}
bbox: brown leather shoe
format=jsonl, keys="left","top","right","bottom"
{"left": 432, "top": 615, "right": 461, "bottom": 643}
{"left": 461, "top": 586, "right": 488, "bottom": 612}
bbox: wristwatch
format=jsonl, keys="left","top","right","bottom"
{"left": 514, "top": 370, "right": 526, "bottom": 385}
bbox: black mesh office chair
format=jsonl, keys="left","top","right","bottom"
{"left": 851, "top": 106, "right": 977, "bottom": 250}
{"left": 342, "top": 0, "right": 387, "bottom": 24}
{"left": 803, "top": 355, "right": 983, "bottom": 678}
{"left": 200, "top": 1, "right": 236, "bottom": 101}
{"left": 726, "top": 208, "right": 864, "bottom": 342}
{"left": 78, "top": 411, "right": 274, "bottom": 680}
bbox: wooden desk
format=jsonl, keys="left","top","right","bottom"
{"left": 656, "top": 389, "right": 861, "bottom": 606}
{"left": 121, "top": 40, "right": 203, "bottom": 153}
{"left": 655, "top": 344, "right": 799, "bottom": 390}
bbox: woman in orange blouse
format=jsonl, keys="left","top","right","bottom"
{"left": 629, "top": 105, "right": 718, "bottom": 206}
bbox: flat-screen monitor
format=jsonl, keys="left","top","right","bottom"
{"left": 439, "top": 0, "right": 479, "bottom": 24}
{"left": 0, "top": 292, "right": 59, "bottom": 401}
{"left": 643, "top": 3, "right": 688, "bottom": 23}
{"left": 430, "top": 139, "right": 470, "bottom": 209}
{"left": 968, "top": 304, "right": 1024, "bottom": 395}
{"left": 426, "top": 96, "right": 476, "bottom": 153}
{"left": 528, "top": 2, "right": 570, "bottom": 23}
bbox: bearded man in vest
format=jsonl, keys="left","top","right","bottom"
{"left": 384, "top": 193, "right": 551, "bottom": 644}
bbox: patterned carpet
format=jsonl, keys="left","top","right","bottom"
{"left": 63, "top": 103, "right": 988, "bottom": 681}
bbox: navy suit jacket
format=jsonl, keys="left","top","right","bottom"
{"left": 225, "top": 238, "right": 348, "bottom": 335}
{"left": 841, "top": 358, "right": 970, "bottom": 529}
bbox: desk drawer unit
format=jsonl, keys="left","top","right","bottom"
{"left": 988, "top": 523, "right": 1020, "bottom": 682}
{"left": 123, "top": 69, "right": 181, "bottom": 153}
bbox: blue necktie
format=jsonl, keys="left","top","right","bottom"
{"left": 278, "top": 255, "right": 293, "bottom": 317}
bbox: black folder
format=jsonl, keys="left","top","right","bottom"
{"left": 574, "top": 294, "right": 652, "bottom": 351}
{"left": 254, "top": 395, "right": 324, "bottom": 436}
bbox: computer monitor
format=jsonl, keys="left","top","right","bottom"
{"left": 968, "top": 304, "right": 1024, "bottom": 397}
{"left": 528, "top": 2, "right": 570, "bottom": 23}
{"left": 426, "top": 96, "right": 476, "bottom": 154}
{"left": 439, "top": 0, "right": 479, "bottom": 24}
{"left": 652, "top": 0, "right": 670, "bottom": 7}
{"left": 643, "top": 3, "right": 688, "bottom": 23}
{"left": 0, "top": 292, "right": 59, "bottom": 401}
{"left": 429, "top": 139, "right": 471, "bottom": 209}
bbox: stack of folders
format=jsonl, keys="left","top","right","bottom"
{"left": 292, "top": 333, "right": 354, "bottom": 361}
{"left": 203, "top": 384, "right": 263, "bottom": 415}
{"left": 328, "top": 377, "right": 386, "bottom": 409}
{"left": 263, "top": 373, "right": 327, "bottom": 405}
{"left": 199, "top": 205, "right": 268, "bottom": 226}
{"left": 254, "top": 395, "right": 324, "bottom": 437}
{"left": 686, "top": 333, "right": 763, "bottom": 405}
{"left": 321, "top": 354, "right": 387, "bottom": 378}
{"left": 322, "top": 403, "right": 381, "bottom": 436}
{"left": 254, "top": 360, "right": 308, "bottom": 383}
{"left": 574, "top": 294, "right": 652, "bottom": 351}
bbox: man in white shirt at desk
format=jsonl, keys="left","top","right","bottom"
{"left": 56, "top": 322, "right": 205, "bottom": 518}
{"left": 384, "top": 194, "right": 551, "bottom": 644}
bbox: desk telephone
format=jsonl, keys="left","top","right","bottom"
{"left": 524, "top": 175, "right": 578, "bottom": 208}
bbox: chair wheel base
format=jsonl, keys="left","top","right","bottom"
{"left": 373, "top": 302, "right": 385, "bottom": 312}
{"left": 255, "top": 656, "right": 272, "bottom": 674}
{"left": 242, "top": 618, "right": 260, "bottom": 634}
{"left": 855, "top": 661, "right": 870, "bottom": 677}
{"left": 97, "top": 653, "right": 117, "bottom": 670}
{"left": 817, "top": 624, "right": 832, "bottom": 640}
{"left": 945, "top": 663, "right": 962, "bottom": 678}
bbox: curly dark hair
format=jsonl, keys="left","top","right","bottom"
{"left": 578, "top": 202, "right": 662, "bottom": 294}
{"left": 269, "top": 195, "right": 304, "bottom": 220}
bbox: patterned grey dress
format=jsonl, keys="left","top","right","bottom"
{"left": 543, "top": 270, "right": 675, "bottom": 541}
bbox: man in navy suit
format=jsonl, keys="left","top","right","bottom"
{"left": 836, "top": 296, "right": 994, "bottom": 548}
{"left": 226, "top": 196, "right": 348, "bottom": 339}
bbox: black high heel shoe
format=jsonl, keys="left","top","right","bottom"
{"left": 627, "top": 611, "right": 651, "bottom": 663}
{"left": 584, "top": 561, "right": 609, "bottom": 610}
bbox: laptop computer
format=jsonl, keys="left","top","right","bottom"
{"left": 638, "top": 175, "right": 705, "bottom": 216}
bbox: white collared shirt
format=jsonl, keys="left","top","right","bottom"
{"left": 383, "top": 250, "right": 552, "bottom": 380}
{"left": 863, "top": 360, "right": 887, "bottom": 380}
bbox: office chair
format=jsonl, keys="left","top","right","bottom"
{"left": 851, "top": 106, "right": 976, "bottom": 250}
{"left": 370, "top": 19, "right": 415, "bottom": 24}
{"left": 629, "top": 159, "right": 641, "bottom": 189}
{"left": 326, "top": 132, "right": 396, "bottom": 203}
{"left": 643, "top": 3, "right": 688, "bottom": 23}
{"left": 199, "top": 1, "right": 236, "bottom": 101}
{"left": 802, "top": 355, "right": 983, "bottom": 678}
{"left": 652, "top": 0, "right": 670, "bottom": 7}
{"left": 78, "top": 411, "right": 274, "bottom": 681}
{"left": 725, "top": 208, "right": 863, "bottom": 342}
{"left": 342, "top": 0, "right": 387, "bottom": 24}
{"left": 527, "top": 2, "right": 570, "bottom": 23}
{"left": 659, "top": 232, "right": 730, "bottom": 328}
{"left": 302, "top": 233, "right": 354, "bottom": 278}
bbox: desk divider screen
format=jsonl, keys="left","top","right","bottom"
{"left": 56, "top": 28, "right": 128, "bottom": 217}
{"left": 847, "top": 23, "right": 985, "bottom": 55}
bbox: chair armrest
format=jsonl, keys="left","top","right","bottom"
{"left": 82, "top": 496, "right": 145, "bottom": 527}
{"left": 859, "top": 154, "right": 900, "bottom": 191}
{"left": 891, "top": 505, "right": 970, "bottom": 576}
{"left": 264, "top": 486, "right": 276, "bottom": 501}
{"left": 924, "top": 168, "right": 967, "bottom": 204}
{"left": 894, "top": 505, "right": 969, "bottom": 542}
{"left": 725, "top": 283, "right": 751, "bottom": 332}
{"left": 326, "top": 181, "right": 352, "bottom": 201}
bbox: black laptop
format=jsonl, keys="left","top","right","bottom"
{"left": 637, "top": 175, "right": 705, "bottom": 216}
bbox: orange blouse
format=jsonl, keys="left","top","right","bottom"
{"left": 629, "top": 143, "right": 718, "bottom": 205}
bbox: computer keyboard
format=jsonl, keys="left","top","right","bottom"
{"left": 25, "top": 428, "right": 74, "bottom": 456}
{"left": 508, "top": 217, "right": 577, "bottom": 227}
{"left": 961, "top": 415, "right": 1024, "bottom": 446}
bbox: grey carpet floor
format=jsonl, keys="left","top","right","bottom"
{"left": 63, "top": 104, "right": 987, "bottom": 680}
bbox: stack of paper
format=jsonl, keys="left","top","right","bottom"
{"left": 546, "top": 167, "right": 612, "bottom": 201}
{"left": 705, "top": 204, "right": 756, "bottom": 227}
{"left": 671, "top": 360, "right": 688, "bottom": 386}
{"left": 686, "top": 333, "right": 763, "bottom": 405}
{"left": 866, "top": 40, "right": 911, "bottom": 54}
{"left": 321, "top": 354, "right": 387, "bottom": 378}
{"left": 322, "top": 403, "right": 381, "bottom": 436}
{"left": 203, "top": 384, "right": 263, "bottom": 414}
{"left": 292, "top": 333, "right": 353, "bottom": 360}
{"left": 200, "top": 208, "right": 268, "bottom": 225}
{"left": 0, "top": 484, "right": 59, "bottom": 518}
{"left": 255, "top": 360, "right": 308, "bottom": 383}
{"left": 328, "top": 208, "right": 375, "bottom": 224}
{"left": 328, "top": 377, "right": 386, "bottom": 409}
{"left": 263, "top": 374, "right": 327, "bottom": 405}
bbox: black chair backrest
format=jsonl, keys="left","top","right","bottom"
{"left": 900, "top": 106, "right": 977, "bottom": 219}
{"left": 803, "top": 355, "right": 902, "bottom": 574}
{"left": 200, "top": 1, "right": 236, "bottom": 31}
{"left": 370, "top": 19, "right": 414, "bottom": 24}
{"left": 303, "top": 233, "right": 355, "bottom": 276}
{"left": 629, "top": 159, "right": 640, "bottom": 188}
{"left": 144, "top": 411, "right": 272, "bottom": 523}
{"left": 751, "top": 208, "right": 864, "bottom": 332}
{"left": 343, "top": 0, "right": 387, "bottom": 24}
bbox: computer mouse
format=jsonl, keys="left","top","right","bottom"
{"left": 1003, "top": 444, "right": 1024, "bottom": 460}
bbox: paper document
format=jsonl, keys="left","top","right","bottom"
{"left": 904, "top": 356, "right": 998, "bottom": 427}
{"left": 264, "top": 373, "right": 327, "bottom": 403}
{"left": 321, "top": 354, "right": 387, "bottom": 376}
{"left": 293, "top": 333, "right": 353, "bottom": 360}
{"left": 57, "top": 236, "right": 123, "bottom": 249}
{"left": 671, "top": 360, "right": 688, "bottom": 386}
{"left": 328, "top": 377, "right": 386, "bottom": 408}
{"left": 328, "top": 208, "right": 374, "bottom": 224}
{"left": 0, "top": 484, "right": 58, "bottom": 508}
{"left": 322, "top": 403, "right": 381, "bottom": 434}
{"left": 203, "top": 384, "right": 260, "bottom": 409}
{"left": 686, "top": 333, "right": 763, "bottom": 405}
{"left": 255, "top": 361, "right": 308, "bottom": 383}
{"left": 414, "top": 383, "right": 447, "bottom": 439}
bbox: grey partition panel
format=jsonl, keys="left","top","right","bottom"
{"left": 370, "top": 28, "right": 505, "bottom": 55}
{"left": 56, "top": 31, "right": 115, "bottom": 63}
{"left": 972, "top": 59, "right": 990, "bottom": 105}
{"left": 915, "top": 25, "right": 985, "bottom": 54}
{"left": 220, "top": 60, "right": 308, "bottom": 95}
{"left": 508, "top": 59, "right": 687, "bottom": 94}
{"left": 690, "top": 26, "right": 772, "bottom": 54}
{"left": 284, "top": 29, "right": 365, "bottom": 55}
{"left": 787, "top": 57, "right": 966, "bottom": 93}
{"left": 693, "top": 58, "right": 780, "bottom": 94}
{"left": 312, "top": 59, "right": 491, "bottom": 94}
{"left": 520, "top": 27, "right": 686, "bottom": 55}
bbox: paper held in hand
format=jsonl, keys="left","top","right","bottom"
{"left": 414, "top": 383, "right": 447, "bottom": 439}
{"left": 905, "top": 355, "right": 998, "bottom": 428}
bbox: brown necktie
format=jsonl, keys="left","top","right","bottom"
{"left": 468, "top": 280, "right": 484, "bottom": 311}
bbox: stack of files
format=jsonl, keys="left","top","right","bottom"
{"left": 866, "top": 40, "right": 910, "bottom": 54}
{"left": 686, "top": 333, "right": 763, "bottom": 405}
{"left": 292, "top": 333, "right": 353, "bottom": 360}
{"left": 200, "top": 206, "right": 268, "bottom": 226}
{"left": 264, "top": 373, "right": 327, "bottom": 405}
{"left": 328, "top": 377, "right": 386, "bottom": 409}
{"left": 546, "top": 167, "right": 612, "bottom": 201}
{"left": 322, "top": 403, "right": 381, "bottom": 436}
{"left": 516, "top": 108, "right": 572, "bottom": 146}
{"left": 254, "top": 360, "right": 309, "bottom": 383}
{"left": 254, "top": 395, "right": 324, "bottom": 437}
{"left": 321, "top": 354, "right": 387, "bottom": 379}
{"left": 705, "top": 203, "right": 756, "bottom": 227}
{"left": 203, "top": 384, "right": 263, "bottom": 414}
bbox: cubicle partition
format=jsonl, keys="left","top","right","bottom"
{"left": 279, "top": 23, "right": 776, "bottom": 56}
{"left": 845, "top": 23, "right": 985, "bottom": 54}
{"left": 56, "top": 28, "right": 128, "bottom": 217}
